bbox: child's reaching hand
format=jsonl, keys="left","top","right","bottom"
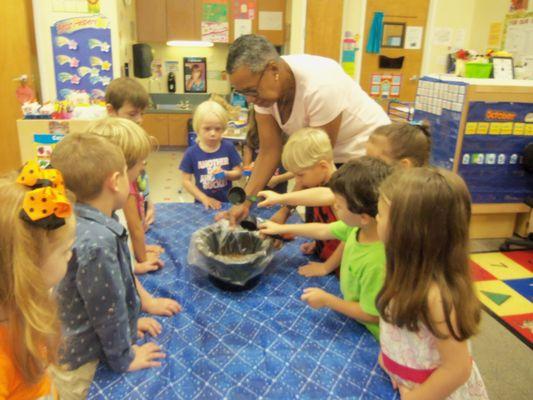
{"left": 201, "top": 196, "right": 222, "bottom": 210}
{"left": 300, "top": 241, "right": 316, "bottom": 255}
{"left": 146, "top": 251, "right": 164, "bottom": 268}
{"left": 258, "top": 220, "right": 285, "bottom": 236}
{"left": 128, "top": 343, "right": 165, "bottom": 371}
{"left": 301, "top": 287, "right": 334, "bottom": 309}
{"left": 137, "top": 317, "right": 162, "bottom": 338}
{"left": 143, "top": 296, "right": 182, "bottom": 316}
{"left": 298, "top": 261, "right": 330, "bottom": 277}
{"left": 257, "top": 190, "right": 283, "bottom": 207}
{"left": 135, "top": 259, "right": 162, "bottom": 274}
{"left": 146, "top": 244, "right": 164, "bottom": 254}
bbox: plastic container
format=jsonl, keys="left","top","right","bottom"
{"left": 188, "top": 221, "right": 276, "bottom": 290}
{"left": 465, "top": 63, "right": 493, "bottom": 78}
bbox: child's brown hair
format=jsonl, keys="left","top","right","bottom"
{"left": 377, "top": 167, "right": 481, "bottom": 341}
{"left": 328, "top": 156, "right": 392, "bottom": 217}
{"left": 105, "top": 77, "right": 150, "bottom": 111}
{"left": 371, "top": 122, "right": 431, "bottom": 166}
{"left": 51, "top": 133, "right": 126, "bottom": 202}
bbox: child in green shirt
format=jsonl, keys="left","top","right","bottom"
{"left": 260, "top": 156, "right": 391, "bottom": 339}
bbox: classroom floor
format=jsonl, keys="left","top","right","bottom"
{"left": 147, "top": 149, "right": 533, "bottom": 400}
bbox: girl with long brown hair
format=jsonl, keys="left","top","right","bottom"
{"left": 376, "top": 167, "right": 488, "bottom": 399}
{"left": 0, "top": 163, "right": 75, "bottom": 399}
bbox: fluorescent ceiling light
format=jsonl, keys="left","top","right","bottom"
{"left": 166, "top": 40, "right": 214, "bottom": 47}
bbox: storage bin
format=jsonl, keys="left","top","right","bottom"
{"left": 465, "top": 62, "right": 493, "bottom": 78}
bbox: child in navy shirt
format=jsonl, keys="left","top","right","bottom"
{"left": 180, "top": 100, "right": 242, "bottom": 209}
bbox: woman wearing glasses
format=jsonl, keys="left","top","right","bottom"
{"left": 219, "top": 34, "right": 389, "bottom": 225}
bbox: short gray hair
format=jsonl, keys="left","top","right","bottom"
{"left": 226, "top": 34, "right": 280, "bottom": 74}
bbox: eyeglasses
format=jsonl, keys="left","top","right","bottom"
{"left": 233, "top": 67, "right": 267, "bottom": 98}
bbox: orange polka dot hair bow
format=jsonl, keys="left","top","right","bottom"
{"left": 16, "top": 160, "right": 72, "bottom": 229}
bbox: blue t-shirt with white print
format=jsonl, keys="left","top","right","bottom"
{"left": 179, "top": 139, "right": 242, "bottom": 202}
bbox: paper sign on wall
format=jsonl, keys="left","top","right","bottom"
{"left": 202, "top": 2, "right": 228, "bottom": 23}
{"left": 258, "top": 11, "right": 282, "bottom": 31}
{"left": 404, "top": 26, "right": 423, "bottom": 49}
{"left": 234, "top": 18, "right": 252, "bottom": 40}
{"left": 202, "top": 21, "right": 229, "bottom": 42}
{"left": 488, "top": 22, "right": 503, "bottom": 48}
{"left": 233, "top": 0, "right": 256, "bottom": 19}
{"left": 432, "top": 27, "right": 453, "bottom": 46}
{"left": 370, "top": 74, "right": 401, "bottom": 98}
{"left": 453, "top": 28, "right": 466, "bottom": 49}
{"left": 164, "top": 61, "right": 179, "bottom": 75}
{"left": 34, "top": 134, "right": 65, "bottom": 168}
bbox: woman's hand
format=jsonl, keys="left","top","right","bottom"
{"left": 215, "top": 203, "right": 250, "bottom": 226}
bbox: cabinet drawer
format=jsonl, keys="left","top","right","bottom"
{"left": 142, "top": 114, "right": 169, "bottom": 146}
{"left": 168, "top": 114, "right": 191, "bottom": 146}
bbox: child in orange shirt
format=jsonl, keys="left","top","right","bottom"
{"left": 0, "top": 163, "right": 75, "bottom": 399}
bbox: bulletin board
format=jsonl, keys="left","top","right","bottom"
{"left": 413, "top": 76, "right": 468, "bottom": 170}
{"left": 51, "top": 15, "right": 113, "bottom": 100}
{"left": 458, "top": 102, "right": 533, "bottom": 203}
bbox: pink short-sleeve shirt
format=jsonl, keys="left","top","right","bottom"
{"left": 255, "top": 54, "right": 390, "bottom": 163}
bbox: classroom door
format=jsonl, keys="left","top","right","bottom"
{"left": 360, "top": 0, "right": 430, "bottom": 103}
{"left": 0, "top": 0, "right": 39, "bottom": 173}
{"left": 304, "top": 0, "right": 344, "bottom": 61}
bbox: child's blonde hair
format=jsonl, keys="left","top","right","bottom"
{"left": 192, "top": 100, "right": 229, "bottom": 133}
{"left": 377, "top": 167, "right": 480, "bottom": 341}
{"left": 87, "top": 117, "right": 155, "bottom": 169}
{"left": 51, "top": 132, "right": 126, "bottom": 202}
{"left": 0, "top": 172, "right": 75, "bottom": 383}
{"left": 282, "top": 128, "right": 333, "bottom": 173}
{"left": 371, "top": 122, "right": 432, "bottom": 167}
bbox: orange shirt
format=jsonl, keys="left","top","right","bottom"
{"left": 0, "top": 325, "right": 52, "bottom": 400}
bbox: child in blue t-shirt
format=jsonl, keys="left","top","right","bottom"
{"left": 180, "top": 100, "right": 243, "bottom": 209}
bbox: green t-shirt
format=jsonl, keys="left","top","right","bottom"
{"left": 329, "top": 221, "right": 386, "bottom": 339}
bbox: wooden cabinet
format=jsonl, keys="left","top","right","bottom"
{"left": 136, "top": 0, "right": 286, "bottom": 45}
{"left": 136, "top": 0, "right": 167, "bottom": 43}
{"left": 142, "top": 113, "right": 191, "bottom": 146}
{"left": 168, "top": 114, "right": 190, "bottom": 146}
{"left": 142, "top": 114, "right": 169, "bottom": 146}
{"left": 254, "top": 0, "right": 285, "bottom": 46}
{"left": 305, "top": 0, "right": 342, "bottom": 60}
{"left": 166, "top": 0, "right": 202, "bottom": 41}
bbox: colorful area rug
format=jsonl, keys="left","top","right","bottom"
{"left": 470, "top": 250, "right": 533, "bottom": 349}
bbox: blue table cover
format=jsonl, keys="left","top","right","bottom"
{"left": 88, "top": 203, "right": 398, "bottom": 399}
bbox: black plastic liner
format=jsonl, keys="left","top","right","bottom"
{"left": 188, "top": 221, "right": 276, "bottom": 287}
